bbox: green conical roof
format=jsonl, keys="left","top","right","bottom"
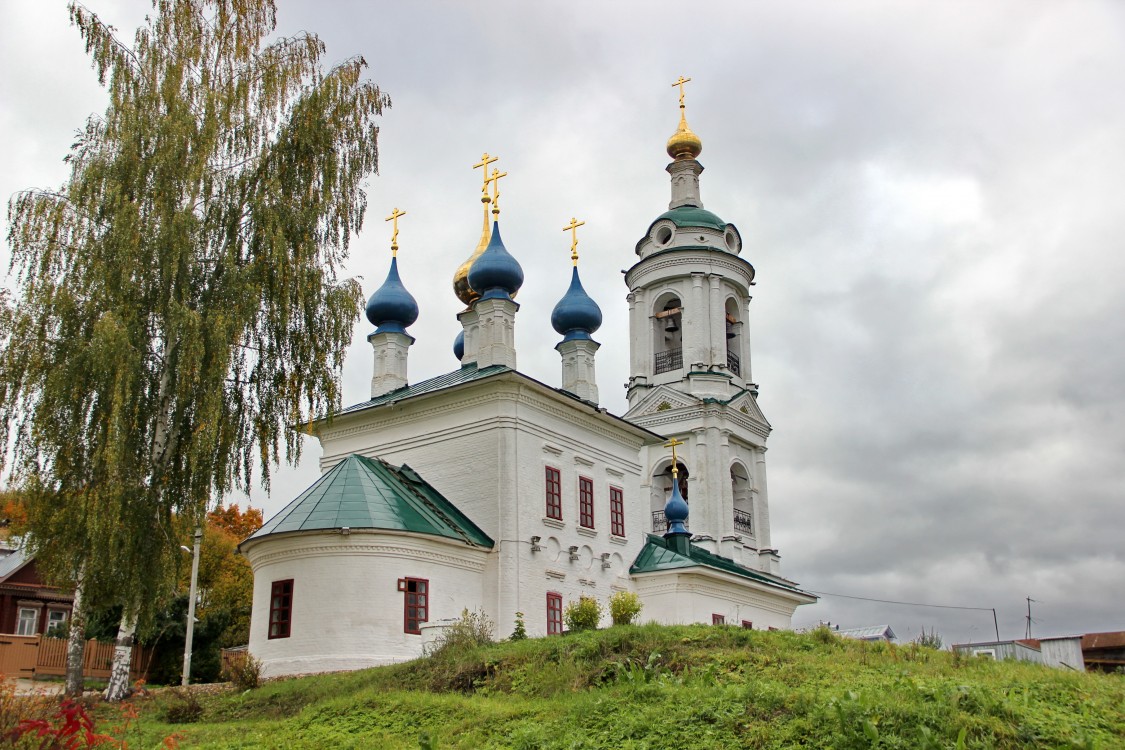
{"left": 246, "top": 455, "right": 493, "bottom": 548}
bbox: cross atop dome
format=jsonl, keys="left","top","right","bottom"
{"left": 667, "top": 75, "right": 702, "bottom": 161}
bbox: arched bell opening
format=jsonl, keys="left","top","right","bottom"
{"left": 725, "top": 297, "right": 743, "bottom": 377}
{"left": 652, "top": 293, "right": 683, "bottom": 375}
{"left": 731, "top": 461, "right": 753, "bottom": 537}
{"left": 649, "top": 458, "right": 689, "bottom": 533}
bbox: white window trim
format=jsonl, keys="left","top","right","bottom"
{"left": 17, "top": 606, "right": 40, "bottom": 636}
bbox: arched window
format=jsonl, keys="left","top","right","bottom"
{"left": 725, "top": 297, "right": 742, "bottom": 377}
{"left": 653, "top": 295, "right": 683, "bottom": 374}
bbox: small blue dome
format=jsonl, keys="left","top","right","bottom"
{"left": 365, "top": 257, "right": 418, "bottom": 335}
{"left": 664, "top": 474, "right": 690, "bottom": 537}
{"left": 551, "top": 267, "right": 602, "bottom": 341}
{"left": 453, "top": 330, "right": 465, "bottom": 361}
{"left": 467, "top": 221, "right": 523, "bottom": 301}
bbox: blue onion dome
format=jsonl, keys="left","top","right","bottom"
{"left": 551, "top": 267, "right": 602, "bottom": 341}
{"left": 365, "top": 257, "right": 418, "bottom": 335}
{"left": 467, "top": 221, "right": 523, "bottom": 301}
{"left": 453, "top": 329, "right": 465, "bottom": 361}
{"left": 664, "top": 472, "right": 690, "bottom": 537}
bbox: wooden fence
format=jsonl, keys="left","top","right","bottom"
{"left": 0, "top": 635, "right": 149, "bottom": 681}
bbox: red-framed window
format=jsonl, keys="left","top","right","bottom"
{"left": 268, "top": 579, "right": 293, "bottom": 639}
{"left": 579, "top": 476, "right": 594, "bottom": 529}
{"left": 547, "top": 592, "right": 563, "bottom": 635}
{"left": 712, "top": 614, "right": 726, "bottom": 625}
{"left": 545, "top": 466, "right": 562, "bottom": 520}
{"left": 609, "top": 486, "right": 625, "bottom": 537}
{"left": 742, "top": 620, "right": 753, "bottom": 630}
{"left": 398, "top": 577, "right": 429, "bottom": 634}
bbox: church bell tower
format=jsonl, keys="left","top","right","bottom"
{"left": 625, "top": 78, "right": 781, "bottom": 574}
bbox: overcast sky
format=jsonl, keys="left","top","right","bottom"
{"left": 3, "top": 0, "right": 1123, "bottom": 644}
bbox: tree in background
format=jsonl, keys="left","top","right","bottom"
{"left": 0, "top": 0, "right": 389, "bottom": 699}
{"left": 136, "top": 504, "right": 262, "bottom": 683}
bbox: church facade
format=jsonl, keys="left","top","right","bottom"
{"left": 240, "top": 92, "right": 816, "bottom": 678}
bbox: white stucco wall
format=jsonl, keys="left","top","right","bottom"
{"left": 634, "top": 569, "right": 812, "bottom": 632}
{"left": 315, "top": 373, "right": 652, "bottom": 637}
{"left": 243, "top": 530, "right": 489, "bottom": 678}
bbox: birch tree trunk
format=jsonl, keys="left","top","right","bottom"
{"left": 103, "top": 609, "right": 137, "bottom": 701}
{"left": 63, "top": 573, "right": 86, "bottom": 698}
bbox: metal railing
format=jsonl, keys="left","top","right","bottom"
{"left": 654, "top": 348, "right": 683, "bottom": 374}
{"left": 726, "top": 349, "right": 741, "bottom": 376}
{"left": 733, "top": 508, "right": 753, "bottom": 535}
{"left": 651, "top": 510, "right": 667, "bottom": 533}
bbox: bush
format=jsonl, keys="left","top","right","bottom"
{"left": 221, "top": 652, "right": 263, "bottom": 690}
{"left": 913, "top": 627, "right": 943, "bottom": 650}
{"left": 608, "top": 591, "right": 643, "bottom": 626}
{"left": 564, "top": 596, "right": 602, "bottom": 632}
{"left": 430, "top": 608, "right": 495, "bottom": 655}
{"left": 162, "top": 689, "right": 204, "bottom": 724}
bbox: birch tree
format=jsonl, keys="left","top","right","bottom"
{"left": 1, "top": 0, "right": 389, "bottom": 699}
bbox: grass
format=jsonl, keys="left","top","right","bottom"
{"left": 77, "top": 625, "right": 1123, "bottom": 749}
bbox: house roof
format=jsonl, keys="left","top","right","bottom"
{"left": 244, "top": 454, "right": 494, "bottom": 549}
{"left": 837, "top": 625, "right": 897, "bottom": 641}
{"left": 0, "top": 547, "right": 30, "bottom": 580}
{"left": 1081, "top": 631, "right": 1125, "bottom": 650}
{"left": 630, "top": 534, "right": 813, "bottom": 599}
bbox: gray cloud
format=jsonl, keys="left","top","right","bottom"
{"left": 2, "top": 0, "right": 1123, "bottom": 642}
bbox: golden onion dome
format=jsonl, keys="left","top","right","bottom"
{"left": 667, "top": 111, "right": 702, "bottom": 161}
{"left": 453, "top": 195, "right": 491, "bottom": 306}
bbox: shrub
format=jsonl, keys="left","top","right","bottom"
{"left": 162, "top": 689, "right": 204, "bottom": 724}
{"left": 430, "top": 608, "right": 495, "bottom": 655}
{"left": 608, "top": 591, "right": 643, "bottom": 626}
{"left": 510, "top": 611, "right": 527, "bottom": 641}
{"left": 564, "top": 596, "right": 602, "bottom": 632}
{"left": 221, "top": 652, "right": 263, "bottom": 690}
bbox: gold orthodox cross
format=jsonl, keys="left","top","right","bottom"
{"left": 487, "top": 167, "right": 508, "bottom": 216}
{"left": 474, "top": 152, "right": 499, "bottom": 202}
{"left": 672, "top": 76, "right": 692, "bottom": 108}
{"left": 385, "top": 207, "right": 406, "bottom": 256}
{"left": 663, "top": 437, "right": 686, "bottom": 476}
{"left": 562, "top": 217, "right": 585, "bottom": 265}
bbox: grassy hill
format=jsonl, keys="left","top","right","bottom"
{"left": 120, "top": 624, "right": 1121, "bottom": 749}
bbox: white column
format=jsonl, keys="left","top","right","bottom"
{"left": 369, "top": 331, "right": 413, "bottom": 397}
{"left": 557, "top": 338, "right": 600, "bottom": 403}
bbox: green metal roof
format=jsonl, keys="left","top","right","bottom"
{"left": 655, "top": 205, "right": 728, "bottom": 231}
{"left": 630, "top": 534, "right": 808, "bottom": 595}
{"left": 246, "top": 454, "right": 494, "bottom": 548}
{"left": 337, "top": 363, "right": 510, "bottom": 416}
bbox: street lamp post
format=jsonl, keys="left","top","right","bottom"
{"left": 181, "top": 526, "right": 203, "bottom": 686}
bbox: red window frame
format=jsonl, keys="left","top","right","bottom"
{"left": 268, "top": 579, "right": 293, "bottom": 639}
{"left": 609, "top": 486, "right": 625, "bottom": 537}
{"left": 545, "top": 466, "right": 562, "bottom": 520}
{"left": 742, "top": 620, "right": 753, "bottom": 630}
{"left": 398, "top": 577, "right": 429, "bottom": 634}
{"left": 712, "top": 613, "right": 726, "bottom": 625}
{"left": 579, "top": 476, "right": 594, "bottom": 529}
{"left": 547, "top": 592, "right": 563, "bottom": 635}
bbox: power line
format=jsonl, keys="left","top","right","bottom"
{"left": 806, "top": 588, "right": 1000, "bottom": 641}
{"left": 805, "top": 589, "right": 993, "bottom": 611}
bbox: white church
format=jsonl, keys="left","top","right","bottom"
{"left": 240, "top": 90, "right": 817, "bottom": 677}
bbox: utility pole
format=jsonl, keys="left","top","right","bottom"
{"left": 1024, "top": 596, "right": 1036, "bottom": 639}
{"left": 182, "top": 526, "right": 203, "bottom": 686}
